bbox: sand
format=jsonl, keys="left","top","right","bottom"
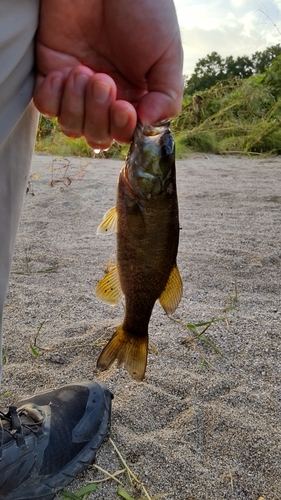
{"left": 0, "top": 153, "right": 280, "bottom": 500}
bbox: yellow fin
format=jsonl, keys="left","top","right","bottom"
{"left": 97, "top": 325, "right": 148, "bottom": 382}
{"left": 96, "top": 264, "right": 123, "bottom": 305}
{"left": 97, "top": 206, "right": 117, "bottom": 234}
{"left": 159, "top": 264, "right": 183, "bottom": 315}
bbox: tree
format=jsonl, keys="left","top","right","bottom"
{"left": 185, "top": 45, "right": 281, "bottom": 95}
{"left": 252, "top": 44, "right": 281, "bottom": 73}
{"left": 262, "top": 53, "right": 281, "bottom": 97}
{"left": 186, "top": 52, "right": 226, "bottom": 94}
{"left": 225, "top": 55, "right": 254, "bottom": 79}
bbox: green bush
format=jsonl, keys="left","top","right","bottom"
{"left": 172, "top": 74, "right": 281, "bottom": 155}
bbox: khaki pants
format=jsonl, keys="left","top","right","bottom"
{"left": 0, "top": 0, "right": 40, "bottom": 381}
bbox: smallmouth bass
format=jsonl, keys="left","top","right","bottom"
{"left": 96, "top": 121, "right": 182, "bottom": 381}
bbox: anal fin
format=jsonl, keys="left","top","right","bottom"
{"left": 96, "top": 263, "right": 123, "bottom": 305}
{"left": 159, "top": 264, "right": 183, "bottom": 315}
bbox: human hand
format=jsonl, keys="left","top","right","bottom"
{"left": 33, "top": 0, "right": 183, "bottom": 149}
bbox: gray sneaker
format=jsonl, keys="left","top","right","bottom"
{"left": 0, "top": 381, "right": 113, "bottom": 500}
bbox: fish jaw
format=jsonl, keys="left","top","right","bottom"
{"left": 125, "top": 121, "right": 175, "bottom": 199}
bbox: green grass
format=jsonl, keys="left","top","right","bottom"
{"left": 59, "top": 438, "right": 169, "bottom": 500}
{"left": 179, "top": 317, "right": 225, "bottom": 369}
{"left": 35, "top": 133, "right": 93, "bottom": 157}
{"left": 173, "top": 76, "right": 281, "bottom": 155}
{"left": 35, "top": 116, "right": 129, "bottom": 158}
{"left": 1, "top": 345, "right": 9, "bottom": 366}
{"left": 11, "top": 247, "right": 59, "bottom": 276}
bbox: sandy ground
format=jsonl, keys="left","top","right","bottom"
{"left": 0, "top": 153, "right": 280, "bottom": 500}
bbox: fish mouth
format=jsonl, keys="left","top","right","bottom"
{"left": 133, "top": 120, "right": 174, "bottom": 157}
{"left": 141, "top": 119, "right": 171, "bottom": 137}
{"left": 125, "top": 120, "right": 175, "bottom": 191}
{"left": 135, "top": 120, "right": 170, "bottom": 137}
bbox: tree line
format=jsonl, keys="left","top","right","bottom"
{"left": 185, "top": 44, "right": 281, "bottom": 94}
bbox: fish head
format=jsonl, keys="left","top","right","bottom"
{"left": 125, "top": 120, "right": 175, "bottom": 198}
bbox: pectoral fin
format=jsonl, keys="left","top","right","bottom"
{"left": 96, "top": 264, "right": 123, "bottom": 305}
{"left": 97, "top": 206, "right": 117, "bottom": 234}
{"left": 159, "top": 264, "right": 183, "bottom": 315}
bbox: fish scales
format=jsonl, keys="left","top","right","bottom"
{"left": 96, "top": 121, "right": 183, "bottom": 381}
{"left": 117, "top": 172, "right": 179, "bottom": 333}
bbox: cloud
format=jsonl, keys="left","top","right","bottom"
{"left": 180, "top": 19, "right": 281, "bottom": 76}
{"left": 231, "top": 0, "right": 245, "bottom": 7}
{"left": 177, "top": 1, "right": 281, "bottom": 75}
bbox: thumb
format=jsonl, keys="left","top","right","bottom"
{"left": 137, "top": 41, "right": 184, "bottom": 125}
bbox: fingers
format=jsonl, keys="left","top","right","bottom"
{"left": 82, "top": 74, "right": 137, "bottom": 148}
{"left": 110, "top": 101, "right": 137, "bottom": 144}
{"left": 33, "top": 72, "right": 65, "bottom": 117}
{"left": 83, "top": 74, "right": 116, "bottom": 149}
{"left": 137, "top": 88, "right": 183, "bottom": 126}
{"left": 59, "top": 67, "right": 94, "bottom": 137}
{"left": 34, "top": 66, "right": 137, "bottom": 146}
{"left": 85, "top": 97, "right": 137, "bottom": 149}
{"left": 34, "top": 56, "right": 183, "bottom": 147}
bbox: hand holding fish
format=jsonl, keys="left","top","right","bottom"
{"left": 33, "top": 0, "right": 183, "bottom": 148}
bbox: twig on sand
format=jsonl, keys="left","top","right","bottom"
{"left": 110, "top": 438, "right": 153, "bottom": 500}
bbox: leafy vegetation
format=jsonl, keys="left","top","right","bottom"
{"left": 174, "top": 54, "right": 281, "bottom": 155}
{"left": 35, "top": 44, "right": 281, "bottom": 157}
{"left": 185, "top": 44, "right": 281, "bottom": 94}
{"left": 35, "top": 115, "right": 128, "bottom": 159}
{"left": 59, "top": 438, "right": 167, "bottom": 500}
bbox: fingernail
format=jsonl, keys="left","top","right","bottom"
{"left": 93, "top": 81, "right": 111, "bottom": 104}
{"left": 113, "top": 109, "right": 129, "bottom": 128}
{"left": 51, "top": 76, "right": 63, "bottom": 93}
{"left": 74, "top": 73, "right": 89, "bottom": 93}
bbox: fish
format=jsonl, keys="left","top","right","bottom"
{"left": 95, "top": 121, "right": 182, "bottom": 381}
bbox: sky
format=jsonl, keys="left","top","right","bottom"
{"left": 174, "top": 0, "right": 281, "bottom": 76}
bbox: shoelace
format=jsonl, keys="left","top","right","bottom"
{"left": 0, "top": 406, "right": 43, "bottom": 459}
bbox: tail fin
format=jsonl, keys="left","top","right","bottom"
{"left": 97, "top": 325, "right": 148, "bottom": 382}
